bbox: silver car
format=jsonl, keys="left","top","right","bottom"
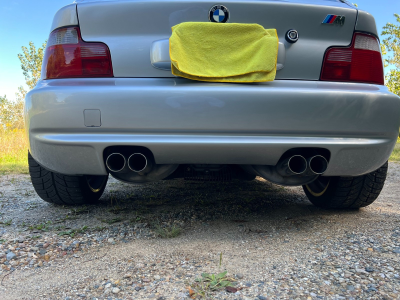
{"left": 25, "top": 0, "right": 400, "bottom": 208}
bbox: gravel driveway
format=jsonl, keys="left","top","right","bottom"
{"left": 0, "top": 163, "right": 399, "bottom": 299}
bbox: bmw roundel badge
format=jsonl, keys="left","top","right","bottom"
{"left": 209, "top": 5, "right": 229, "bottom": 23}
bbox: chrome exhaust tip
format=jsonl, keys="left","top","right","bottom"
{"left": 128, "top": 153, "right": 149, "bottom": 173}
{"left": 307, "top": 155, "right": 328, "bottom": 175}
{"left": 106, "top": 153, "right": 126, "bottom": 173}
{"left": 277, "top": 155, "right": 307, "bottom": 177}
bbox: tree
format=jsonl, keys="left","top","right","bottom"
{"left": 381, "top": 13, "right": 400, "bottom": 96}
{"left": 0, "top": 41, "right": 46, "bottom": 129}
{"left": 0, "top": 95, "right": 24, "bottom": 129}
{"left": 18, "top": 41, "right": 47, "bottom": 90}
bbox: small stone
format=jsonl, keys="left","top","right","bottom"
{"left": 154, "top": 275, "right": 161, "bottom": 280}
{"left": 6, "top": 252, "right": 16, "bottom": 261}
{"left": 135, "top": 286, "right": 141, "bottom": 291}
{"left": 393, "top": 248, "right": 400, "bottom": 254}
{"left": 257, "top": 296, "right": 267, "bottom": 300}
{"left": 111, "top": 287, "right": 120, "bottom": 294}
{"left": 107, "top": 238, "right": 114, "bottom": 243}
{"left": 31, "top": 247, "right": 39, "bottom": 252}
{"left": 236, "top": 273, "right": 244, "bottom": 279}
{"left": 226, "top": 286, "right": 237, "bottom": 293}
{"left": 366, "top": 267, "right": 374, "bottom": 272}
{"left": 123, "top": 273, "right": 132, "bottom": 278}
{"left": 356, "top": 268, "right": 368, "bottom": 274}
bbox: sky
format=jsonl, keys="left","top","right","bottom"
{"left": 0, "top": 0, "right": 399, "bottom": 100}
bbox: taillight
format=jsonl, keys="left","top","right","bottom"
{"left": 320, "top": 33, "right": 384, "bottom": 85}
{"left": 42, "top": 27, "right": 113, "bottom": 79}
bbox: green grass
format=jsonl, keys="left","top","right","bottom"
{"left": 0, "top": 129, "right": 28, "bottom": 174}
{"left": 389, "top": 140, "right": 400, "bottom": 162}
{"left": 154, "top": 223, "right": 182, "bottom": 238}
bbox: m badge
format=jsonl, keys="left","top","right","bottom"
{"left": 322, "top": 15, "right": 345, "bottom": 25}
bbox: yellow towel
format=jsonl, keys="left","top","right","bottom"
{"left": 169, "top": 22, "right": 279, "bottom": 83}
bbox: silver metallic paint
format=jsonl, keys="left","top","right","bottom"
{"left": 50, "top": 4, "right": 78, "bottom": 32}
{"left": 25, "top": 78, "right": 400, "bottom": 177}
{"left": 355, "top": 10, "right": 378, "bottom": 37}
{"left": 76, "top": 0, "right": 357, "bottom": 80}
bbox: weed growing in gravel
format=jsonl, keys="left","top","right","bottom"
{"left": 0, "top": 239, "right": 6, "bottom": 244}
{"left": 58, "top": 225, "right": 88, "bottom": 237}
{"left": 0, "top": 219, "right": 12, "bottom": 226}
{"left": 130, "top": 215, "right": 142, "bottom": 223}
{"left": 101, "top": 217, "right": 124, "bottom": 224}
{"left": 108, "top": 205, "right": 129, "bottom": 214}
{"left": 93, "top": 226, "right": 107, "bottom": 231}
{"left": 70, "top": 206, "right": 90, "bottom": 215}
{"left": 190, "top": 271, "right": 236, "bottom": 298}
{"left": 154, "top": 223, "right": 182, "bottom": 238}
{"left": 28, "top": 221, "right": 52, "bottom": 231}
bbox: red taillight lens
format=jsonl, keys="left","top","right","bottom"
{"left": 320, "top": 33, "right": 384, "bottom": 85}
{"left": 42, "top": 27, "right": 113, "bottom": 79}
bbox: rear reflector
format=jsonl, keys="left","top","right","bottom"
{"left": 320, "top": 33, "right": 384, "bottom": 85}
{"left": 42, "top": 27, "right": 113, "bottom": 79}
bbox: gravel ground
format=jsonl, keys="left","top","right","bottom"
{"left": 0, "top": 163, "right": 399, "bottom": 299}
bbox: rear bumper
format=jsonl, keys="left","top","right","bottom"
{"left": 25, "top": 78, "right": 400, "bottom": 176}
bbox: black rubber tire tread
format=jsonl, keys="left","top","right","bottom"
{"left": 303, "top": 161, "right": 388, "bottom": 209}
{"left": 28, "top": 152, "right": 108, "bottom": 205}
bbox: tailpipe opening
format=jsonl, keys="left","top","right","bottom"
{"left": 306, "top": 155, "right": 328, "bottom": 175}
{"left": 277, "top": 155, "right": 307, "bottom": 177}
{"left": 128, "top": 153, "right": 153, "bottom": 173}
{"left": 106, "top": 153, "right": 126, "bottom": 173}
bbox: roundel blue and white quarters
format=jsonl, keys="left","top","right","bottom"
{"left": 209, "top": 5, "right": 229, "bottom": 23}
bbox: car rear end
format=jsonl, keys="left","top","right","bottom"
{"left": 25, "top": 0, "right": 400, "bottom": 192}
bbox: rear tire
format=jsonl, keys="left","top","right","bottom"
{"left": 303, "top": 161, "right": 388, "bottom": 209}
{"left": 28, "top": 152, "right": 108, "bottom": 205}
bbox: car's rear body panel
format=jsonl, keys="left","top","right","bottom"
{"left": 77, "top": 0, "right": 357, "bottom": 80}
{"left": 26, "top": 78, "right": 399, "bottom": 177}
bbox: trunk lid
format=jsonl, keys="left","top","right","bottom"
{"left": 77, "top": 0, "right": 357, "bottom": 80}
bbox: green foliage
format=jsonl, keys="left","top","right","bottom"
{"left": 191, "top": 271, "right": 235, "bottom": 298}
{"left": 382, "top": 14, "right": 400, "bottom": 96}
{"left": 0, "top": 95, "right": 24, "bottom": 129}
{"left": 28, "top": 221, "right": 52, "bottom": 231}
{"left": 0, "top": 41, "right": 46, "bottom": 130}
{"left": 0, "top": 219, "right": 12, "bottom": 226}
{"left": 101, "top": 217, "right": 124, "bottom": 224}
{"left": 18, "top": 41, "right": 46, "bottom": 90}
{"left": 58, "top": 226, "right": 89, "bottom": 237}
{"left": 390, "top": 139, "right": 400, "bottom": 161}
{"left": 154, "top": 223, "right": 182, "bottom": 238}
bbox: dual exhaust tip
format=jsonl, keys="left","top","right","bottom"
{"left": 106, "top": 153, "right": 151, "bottom": 173}
{"left": 277, "top": 155, "right": 328, "bottom": 177}
{"left": 107, "top": 152, "right": 327, "bottom": 177}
